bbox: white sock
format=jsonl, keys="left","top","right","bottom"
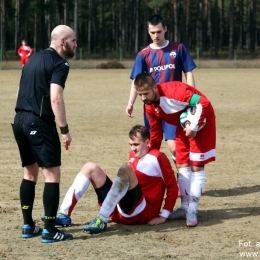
{"left": 189, "top": 170, "right": 206, "bottom": 211}
{"left": 60, "top": 172, "right": 91, "bottom": 216}
{"left": 178, "top": 167, "right": 192, "bottom": 210}
{"left": 98, "top": 176, "right": 129, "bottom": 222}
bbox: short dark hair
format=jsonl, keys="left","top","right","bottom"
{"left": 134, "top": 73, "right": 155, "bottom": 91}
{"left": 147, "top": 14, "right": 166, "bottom": 28}
{"left": 129, "top": 125, "right": 150, "bottom": 142}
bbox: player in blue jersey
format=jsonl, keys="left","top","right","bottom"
{"left": 126, "top": 14, "right": 196, "bottom": 160}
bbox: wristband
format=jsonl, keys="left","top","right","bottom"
{"left": 60, "top": 124, "right": 69, "bottom": 134}
{"left": 189, "top": 94, "right": 201, "bottom": 106}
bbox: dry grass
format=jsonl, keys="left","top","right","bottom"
{"left": 0, "top": 69, "right": 260, "bottom": 259}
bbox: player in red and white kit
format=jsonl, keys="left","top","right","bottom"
{"left": 126, "top": 14, "right": 196, "bottom": 160}
{"left": 42, "top": 125, "right": 178, "bottom": 231}
{"left": 134, "top": 73, "right": 216, "bottom": 227}
{"left": 17, "top": 40, "right": 33, "bottom": 67}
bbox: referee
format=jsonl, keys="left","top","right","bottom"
{"left": 12, "top": 25, "right": 77, "bottom": 243}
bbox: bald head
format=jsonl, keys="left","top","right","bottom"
{"left": 50, "top": 25, "right": 77, "bottom": 58}
{"left": 51, "top": 25, "right": 74, "bottom": 43}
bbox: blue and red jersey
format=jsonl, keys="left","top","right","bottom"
{"left": 130, "top": 41, "right": 196, "bottom": 83}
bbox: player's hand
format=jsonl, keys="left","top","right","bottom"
{"left": 184, "top": 127, "right": 197, "bottom": 137}
{"left": 61, "top": 133, "right": 72, "bottom": 150}
{"left": 147, "top": 216, "right": 166, "bottom": 225}
{"left": 126, "top": 104, "right": 134, "bottom": 118}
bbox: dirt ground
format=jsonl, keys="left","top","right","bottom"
{"left": 0, "top": 67, "right": 259, "bottom": 259}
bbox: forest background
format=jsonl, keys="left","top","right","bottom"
{"left": 0, "top": 0, "right": 260, "bottom": 63}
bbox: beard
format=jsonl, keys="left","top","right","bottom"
{"left": 143, "top": 100, "right": 153, "bottom": 105}
{"left": 143, "top": 91, "right": 157, "bottom": 105}
{"left": 64, "top": 42, "right": 75, "bottom": 58}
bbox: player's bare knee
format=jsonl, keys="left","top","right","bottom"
{"left": 81, "top": 162, "right": 99, "bottom": 178}
{"left": 117, "top": 164, "right": 133, "bottom": 182}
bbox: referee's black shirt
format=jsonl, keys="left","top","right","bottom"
{"left": 15, "top": 47, "right": 70, "bottom": 121}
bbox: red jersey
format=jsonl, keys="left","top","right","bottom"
{"left": 145, "top": 81, "right": 215, "bottom": 150}
{"left": 17, "top": 45, "right": 33, "bottom": 57}
{"left": 110, "top": 149, "right": 178, "bottom": 224}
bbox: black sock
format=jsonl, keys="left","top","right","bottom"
{"left": 20, "top": 179, "right": 36, "bottom": 226}
{"left": 43, "top": 182, "right": 60, "bottom": 232}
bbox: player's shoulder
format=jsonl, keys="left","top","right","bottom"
{"left": 138, "top": 44, "right": 152, "bottom": 55}
{"left": 160, "top": 81, "right": 184, "bottom": 89}
{"left": 168, "top": 41, "right": 189, "bottom": 52}
{"left": 148, "top": 149, "right": 166, "bottom": 158}
{"left": 168, "top": 41, "right": 183, "bottom": 47}
{"left": 45, "top": 49, "right": 69, "bottom": 65}
{"left": 147, "top": 150, "right": 171, "bottom": 167}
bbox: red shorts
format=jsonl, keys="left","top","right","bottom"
{"left": 176, "top": 105, "right": 216, "bottom": 166}
{"left": 20, "top": 56, "right": 29, "bottom": 65}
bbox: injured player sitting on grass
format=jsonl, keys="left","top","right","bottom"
{"left": 41, "top": 125, "right": 178, "bottom": 233}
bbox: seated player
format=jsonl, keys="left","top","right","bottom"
{"left": 134, "top": 73, "right": 216, "bottom": 227}
{"left": 42, "top": 125, "right": 178, "bottom": 231}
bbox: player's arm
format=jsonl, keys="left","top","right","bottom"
{"left": 146, "top": 107, "right": 163, "bottom": 150}
{"left": 50, "top": 83, "right": 72, "bottom": 148}
{"left": 148, "top": 152, "right": 178, "bottom": 225}
{"left": 16, "top": 86, "right": 20, "bottom": 100}
{"left": 159, "top": 153, "right": 178, "bottom": 216}
{"left": 126, "top": 54, "right": 145, "bottom": 117}
{"left": 126, "top": 80, "right": 138, "bottom": 117}
{"left": 181, "top": 43, "right": 196, "bottom": 87}
{"left": 184, "top": 93, "right": 211, "bottom": 137}
{"left": 17, "top": 47, "right": 22, "bottom": 57}
{"left": 184, "top": 71, "right": 195, "bottom": 87}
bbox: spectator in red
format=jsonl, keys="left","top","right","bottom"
{"left": 17, "top": 40, "right": 33, "bottom": 67}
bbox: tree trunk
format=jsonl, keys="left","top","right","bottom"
{"left": 88, "top": 0, "right": 92, "bottom": 54}
{"left": 73, "top": 0, "right": 78, "bottom": 60}
{"left": 101, "top": 0, "right": 105, "bottom": 58}
{"left": 14, "top": 0, "right": 20, "bottom": 52}
{"left": 253, "top": 0, "right": 257, "bottom": 50}
{"left": 45, "top": 0, "right": 50, "bottom": 48}
{"left": 65, "top": 0, "right": 69, "bottom": 25}
{"left": 214, "top": 0, "right": 219, "bottom": 57}
{"left": 0, "top": 0, "right": 6, "bottom": 60}
{"left": 246, "top": 0, "right": 252, "bottom": 52}
{"left": 119, "top": 0, "right": 125, "bottom": 57}
{"left": 182, "top": 0, "right": 189, "bottom": 44}
{"left": 134, "top": 0, "right": 139, "bottom": 54}
{"left": 250, "top": 0, "right": 256, "bottom": 53}
{"left": 143, "top": 9, "right": 148, "bottom": 46}
{"left": 219, "top": 0, "right": 224, "bottom": 51}
{"left": 207, "top": 0, "right": 212, "bottom": 58}
{"left": 237, "top": 0, "right": 243, "bottom": 52}
{"left": 173, "top": 0, "right": 178, "bottom": 41}
{"left": 34, "top": 0, "right": 37, "bottom": 52}
{"left": 229, "top": 0, "right": 234, "bottom": 59}
{"left": 185, "top": 0, "right": 189, "bottom": 45}
{"left": 196, "top": 0, "right": 203, "bottom": 55}
{"left": 112, "top": 0, "right": 116, "bottom": 51}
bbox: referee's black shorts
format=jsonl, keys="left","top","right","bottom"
{"left": 11, "top": 111, "right": 61, "bottom": 168}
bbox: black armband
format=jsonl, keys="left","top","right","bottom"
{"left": 60, "top": 124, "right": 69, "bottom": 134}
